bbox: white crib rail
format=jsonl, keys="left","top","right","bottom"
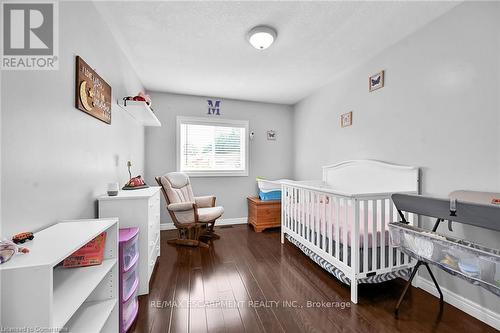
{"left": 281, "top": 182, "right": 416, "bottom": 302}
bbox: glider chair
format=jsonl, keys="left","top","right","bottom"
{"left": 155, "top": 172, "right": 223, "bottom": 248}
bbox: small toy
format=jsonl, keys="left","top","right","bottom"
{"left": 123, "top": 91, "right": 152, "bottom": 106}
{"left": 12, "top": 232, "right": 34, "bottom": 244}
{"left": 0, "top": 240, "right": 29, "bottom": 264}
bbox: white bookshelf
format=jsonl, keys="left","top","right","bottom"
{"left": 117, "top": 99, "right": 161, "bottom": 127}
{"left": 0, "top": 218, "right": 118, "bottom": 332}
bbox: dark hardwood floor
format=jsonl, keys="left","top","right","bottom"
{"left": 131, "top": 225, "right": 496, "bottom": 333}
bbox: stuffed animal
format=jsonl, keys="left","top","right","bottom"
{"left": 0, "top": 240, "right": 29, "bottom": 264}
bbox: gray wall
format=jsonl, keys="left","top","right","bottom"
{"left": 1, "top": 1, "right": 145, "bottom": 237}
{"left": 145, "top": 92, "right": 293, "bottom": 225}
{"left": 293, "top": 2, "right": 499, "bottom": 314}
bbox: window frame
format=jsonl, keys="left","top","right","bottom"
{"left": 176, "top": 116, "right": 249, "bottom": 177}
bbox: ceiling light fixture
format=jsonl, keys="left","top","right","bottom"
{"left": 247, "top": 25, "right": 277, "bottom": 50}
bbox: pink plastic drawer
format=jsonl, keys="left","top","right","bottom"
{"left": 122, "top": 261, "right": 139, "bottom": 302}
{"left": 122, "top": 233, "right": 139, "bottom": 271}
{"left": 122, "top": 288, "right": 139, "bottom": 331}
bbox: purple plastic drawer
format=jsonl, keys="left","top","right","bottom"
{"left": 119, "top": 227, "right": 140, "bottom": 333}
{"left": 120, "top": 228, "right": 139, "bottom": 272}
{"left": 122, "top": 288, "right": 139, "bottom": 331}
{"left": 122, "top": 260, "right": 139, "bottom": 302}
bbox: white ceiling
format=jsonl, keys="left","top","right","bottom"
{"left": 95, "top": 1, "right": 459, "bottom": 105}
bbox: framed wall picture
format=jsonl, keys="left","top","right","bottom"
{"left": 369, "top": 70, "right": 384, "bottom": 92}
{"left": 267, "top": 130, "right": 276, "bottom": 140}
{"left": 75, "top": 56, "right": 112, "bottom": 124}
{"left": 341, "top": 111, "right": 353, "bottom": 127}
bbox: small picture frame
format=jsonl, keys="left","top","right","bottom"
{"left": 369, "top": 70, "right": 384, "bottom": 92}
{"left": 341, "top": 111, "right": 353, "bottom": 128}
{"left": 267, "top": 130, "right": 276, "bottom": 140}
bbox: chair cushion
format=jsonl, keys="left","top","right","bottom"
{"left": 164, "top": 172, "right": 190, "bottom": 189}
{"left": 198, "top": 206, "right": 224, "bottom": 222}
{"left": 195, "top": 196, "right": 215, "bottom": 208}
{"left": 159, "top": 172, "right": 194, "bottom": 204}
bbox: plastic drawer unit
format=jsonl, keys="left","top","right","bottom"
{"left": 119, "top": 227, "right": 140, "bottom": 332}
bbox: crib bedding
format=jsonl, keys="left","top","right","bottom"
{"left": 287, "top": 201, "right": 390, "bottom": 248}
{"left": 286, "top": 234, "right": 412, "bottom": 285}
{"left": 294, "top": 228, "right": 402, "bottom": 272}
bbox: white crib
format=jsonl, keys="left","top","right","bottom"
{"left": 280, "top": 160, "right": 419, "bottom": 303}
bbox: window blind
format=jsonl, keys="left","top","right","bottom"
{"left": 179, "top": 122, "right": 246, "bottom": 174}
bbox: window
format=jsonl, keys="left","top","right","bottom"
{"left": 177, "top": 116, "right": 249, "bottom": 177}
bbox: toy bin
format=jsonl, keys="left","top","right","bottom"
{"left": 119, "top": 227, "right": 140, "bottom": 333}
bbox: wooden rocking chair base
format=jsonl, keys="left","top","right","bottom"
{"left": 167, "top": 238, "right": 209, "bottom": 248}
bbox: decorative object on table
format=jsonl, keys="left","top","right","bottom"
{"left": 341, "top": 111, "right": 353, "bottom": 127}
{"left": 369, "top": 70, "right": 384, "bottom": 92}
{"left": 123, "top": 161, "right": 149, "bottom": 190}
{"left": 63, "top": 232, "right": 107, "bottom": 268}
{"left": 107, "top": 182, "right": 119, "bottom": 196}
{"left": 207, "top": 99, "right": 221, "bottom": 115}
{"left": 266, "top": 130, "right": 276, "bottom": 141}
{"left": 0, "top": 240, "right": 29, "bottom": 264}
{"left": 12, "top": 231, "right": 34, "bottom": 244}
{"left": 75, "top": 56, "right": 112, "bottom": 124}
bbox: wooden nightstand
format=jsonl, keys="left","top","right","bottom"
{"left": 247, "top": 197, "right": 281, "bottom": 232}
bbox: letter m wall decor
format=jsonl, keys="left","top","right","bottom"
{"left": 207, "top": 99, "right": 221, "bottom": 115}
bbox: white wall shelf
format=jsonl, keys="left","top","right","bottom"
{"left": 0, "top": 218, "right": 119, "bottom": 331}
{"left": 117, "top": 99, "right": 161, "bottom": 127}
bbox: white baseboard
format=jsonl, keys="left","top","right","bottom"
{"left": 416, "top": 276, "right": 500, "bottom": 330}
{"left": 160, "top": 217, "right": 248, "bottom": 231}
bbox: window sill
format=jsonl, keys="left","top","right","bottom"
{"left": 181, "top": 171, "right": 249, "bottom": 178}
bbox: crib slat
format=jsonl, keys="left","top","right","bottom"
{"left": 389, "top": 201, "right": 394, "bottom": 268}
{"left": 322, "top": 195, "right": 326, "bottom": 250}
{"left": 300, "top": 189, "right": 304, "bottom": 237}
{"left": 329, "top": 196, "right": 333, "bottom": 256}
{"left": 335, "top": 197, "right": 340, "bottom": 259}
{"left": 314, "top": 193, "right": 320, "bottom": 246}
{"left": 307, "top": 191, "right": 312, "bottom": 242}
{"left": 343, "top": 198, "right": 348, "bottom": 264}
{"left": 283, "top": 186, "right": 290, "bottom": 228}
{"left": 381, "top": 199, "right": 386, "bottom": 269}
{"left": 363, "top": 200, "right": 368, "bottom": 273}
{"left": 352, "top": 199, "right": 360, "bottom": 274}
{"left": 372, "top": 200, "right": 377, "bottom": 271}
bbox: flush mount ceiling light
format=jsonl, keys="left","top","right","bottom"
{"left": 247, "top": 25, "right": 277, "bottom": 50}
